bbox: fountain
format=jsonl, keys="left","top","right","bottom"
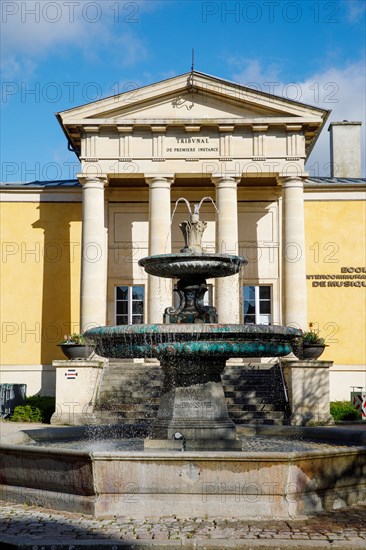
{"left": 85, "top": 199, "right": 300, "bottom": 451}
{"left": 1, "top": 199, "right": 365, "bottom": 519}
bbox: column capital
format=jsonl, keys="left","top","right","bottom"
{"left": 277, "top": 174, "right": 308, "bottom": 187}
{"left": 211, "top": 175, "right": 240, "bottom": 188}
{"left": 145, "top": 175, "right": 174, "bottom": 189}
{"left": 77, "top": 174, "right": 109, "bottom": 188}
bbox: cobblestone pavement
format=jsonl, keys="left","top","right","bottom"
{"left": 0, "top": 501, "right": 365, "bottom": 549}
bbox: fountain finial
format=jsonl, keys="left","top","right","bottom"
{"left": 171, "top": 197, "right": 219, "bottom": 254}
{"left": 179, "top": 200, "right": 207, "bottom": 253}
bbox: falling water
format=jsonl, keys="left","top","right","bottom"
{"left": 164, "top": 197, "right": 192, "bottom": 253}
{"left": 196, "top": 196, "right": 219, "bottom": 216}
{"left": 171, "top": 197, "right": 192, "bottom": 224}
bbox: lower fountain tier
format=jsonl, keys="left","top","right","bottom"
{"left": 85, "top": 324, "right": 301, "bottom": 451}
{"left": 85, "top": 324, "right": 301, "bottom": 360}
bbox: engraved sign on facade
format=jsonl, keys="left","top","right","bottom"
{"left": 165, "top": 135, "right": 219, "bottom": 157}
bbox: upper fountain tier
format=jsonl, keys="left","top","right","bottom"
{"left": 139, "top": 252, "right": 245, "bottom": 280}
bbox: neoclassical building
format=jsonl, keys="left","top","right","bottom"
{"left": 1, "top": 71, "right": 365, "bottom": 401}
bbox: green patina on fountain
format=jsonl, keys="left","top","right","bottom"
{"left": 85, "top": 199, "right": 301, "bottom": 450}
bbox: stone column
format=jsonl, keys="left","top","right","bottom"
{"left": 79, "top": 175, "right": 108, "bottom": 332}
{"left": 213, "top": 175, "right": 241, "bottom": 323}
{"left": 279, "top": 176, "right": 307, "bottom": 330}
{"left": 146, "top": 176, "right": 174, "bottom": 324}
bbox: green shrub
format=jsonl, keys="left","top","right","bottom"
{"left": 10, "top": 405, "right": 42, "bottom": 423}
{"left": 330, "top": 400, "right": 361, "bottom": 422}
{"left": 10, "top": 396, "right": 55, "bottom": 423}
{"left": 25, "top": 396, "right": 55, "bottom": 423}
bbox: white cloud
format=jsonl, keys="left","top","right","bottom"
{"left": 228, "top": 57, "right": 281, "bottom": 86}
{"left": 229, "top": 58, "right": 365, "bottom": 176}
{"left": 0, "top": 0, "right": 158, "bottom": 79}
{"left": 106, "top": 30, "right": 148, "bottom": 67}
{"left": 297, "top": 62, "right": 365, "bottom": 177}
{"left": 346, "top": 0, "right": 366, "bottom": 23}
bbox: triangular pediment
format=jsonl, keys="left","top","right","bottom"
{"left": 59, "top": 71, "right": 328, "bottom": 121}
{"left": 57, "top": 71, "right": 329, "bottom": 155}
{"left": 86, "top": 89, "right": 287, "bottom": 120}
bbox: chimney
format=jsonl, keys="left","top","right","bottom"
{"left": 328, "top": 121, "right": 362, "bottom": 178}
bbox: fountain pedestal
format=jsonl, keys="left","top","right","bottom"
{"left": 145, "top": 357, "right": 241, "bottom": 450}
{"left": 163, "top": 277, "right": 217, "bottom": 324}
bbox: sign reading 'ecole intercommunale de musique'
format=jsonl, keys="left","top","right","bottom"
{"left": 307, "top": 267, "right": 366, "bottom": 288}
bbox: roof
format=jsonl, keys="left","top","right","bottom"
{"left": 305, "top": 177, "right": 366, "bottom": 186}
{"left": 0, "top": 179, "right": 80, "bottom": 189}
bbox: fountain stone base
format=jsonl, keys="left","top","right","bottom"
{"left": 145, "top": 356, "right": 241, "bottom": 451}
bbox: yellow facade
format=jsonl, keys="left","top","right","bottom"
{"left": 0, "top": 201, "right": 82, "bottom": 365}
{"left": 305, "top": 200, "right": 366, "bottom": 365}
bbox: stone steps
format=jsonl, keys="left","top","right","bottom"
{"left": 226, "top": 401, "right": 276, "bottom": 411}
{"left": 94, "top": 361, "right": 289, "bottom": 426}
{"left": 103, "top": 391, "right": 160, "bottom": 397}
{"left": 224, "top": 390, "right": 276, "bottom": 399}
{"left": 236, "top": 417, "right": 285, "bottom": 426}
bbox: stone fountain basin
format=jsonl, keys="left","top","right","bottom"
{"left": 1, "top": 425, "right": 365, "bottom": 519}
{"left": 85, "top": 324, "right": 301, "bottom": 360}
{"left": 138, "top": 253, "right": 246, "bottom": 279}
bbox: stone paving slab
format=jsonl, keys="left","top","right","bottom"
{"left": 0, "top": 501, "right": 365, "bottom": 549}
{"left": 0, "top": 421, "right": 46, "bottom": 441}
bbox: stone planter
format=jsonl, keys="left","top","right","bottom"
{"left": 302, "top": 343, "right": 326, "bottom": 360}
{"left": 58, "top": 344, "right": 90, "bottom": 360}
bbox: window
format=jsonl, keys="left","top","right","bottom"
{"left": 115, "top": 285, "right": 144, "bottom": 325}
{"left": 243, "top": 285, "right": 271, "bottom": 325}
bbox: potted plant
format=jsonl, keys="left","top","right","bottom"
{"left": 58, "top": 334, "right": 90, "bottom": 360}
{"left": 300, "top": 323, "right": 327, "bottom": 360}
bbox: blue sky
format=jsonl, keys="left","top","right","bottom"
{"left": 1, "top": 0, "right": 365, "bottom": 181}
